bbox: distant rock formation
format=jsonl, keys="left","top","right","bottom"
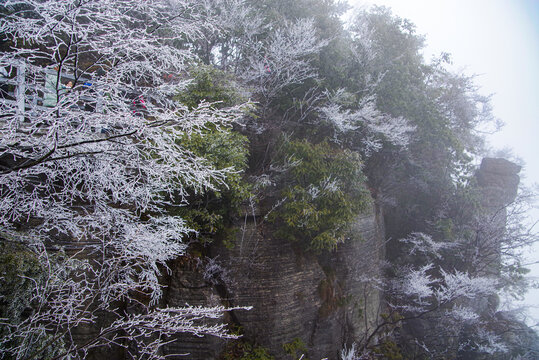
{"left": 476, "top": 157, "right": 521, "bottom": 208}
{"left": 475, "top": 158, "right": 521, "bottom": 279}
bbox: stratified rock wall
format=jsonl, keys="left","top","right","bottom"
{"left": 162, "top": 202, "right": 385, "bottom": 359}
{"left": 218, "top": 221, "right": 325, "bottom": 358}
{"left": 314, "top": 203, "right": 385, "bottom": 354}
{"left": 161, "top": 257, "right": 227, "bottom": 359}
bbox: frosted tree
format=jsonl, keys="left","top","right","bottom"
{"left": 240, "top": 18, "right": 328, "bottom": 114}
{"left": 317, "top": 89, "right": 415, "bottom": 157}
{"left": 353, "top": 267, "right": 505, "bottom": 358}
{"left": 0, "top": 1, "right": 250, "bottom": 358}
{"left": 190, "top": 2, "right": 327, "bottom": 131}
{"left": 427, "top": 58, "right": 503, "bottom": 153}
{"left": 191, "top": 1, "right": 325, "bottom": 105}
{"left": 195, "top": 0, "right": 267, "bottom": 71}
{"left": 346, "top": 232, "right": 508, "bottom": 359}
{"left": 399, "top": 232, "right": 455, "bottom": 260}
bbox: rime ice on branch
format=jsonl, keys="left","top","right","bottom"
{"left": 0, "top": 1, "right": 250, "bottom": 358}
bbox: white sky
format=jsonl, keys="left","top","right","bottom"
{"left": 348, "top": 0, "right": 539, "bottom": 325}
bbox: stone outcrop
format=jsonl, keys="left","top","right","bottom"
{"left": 476, "top": 157, "right": 521, "bottom": 208}
{"left": 389, "top": 158, "right": 525, "bottom": 358}
{"left": 161, "top": 202, "right": 385, "bottom": 359}
{"left": 83, "top": 158, "right": 526, "bottom": 359}
{"left": 475, "top": 158, "right": 521, "bottom": 278}
{"left": 160, "top": 257, "right": 227, "bottom": 359}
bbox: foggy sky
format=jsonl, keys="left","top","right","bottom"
{"left": 351, "top": 0, "right": 539, "bottom": 326}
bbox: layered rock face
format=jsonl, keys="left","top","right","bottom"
{"left": 83, "top": 158, "right": 524, "bottom": 359}
{"left": 162, "top": 202, "right": 385, "bottom": 359}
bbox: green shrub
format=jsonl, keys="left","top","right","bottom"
{"left": 283, "top": 337, "right": 308, "bottom": 359}
{"left": 175, "top": 128, "right": 252, "bottom": 245}
{"left": 0, "top": 241, "right": 42, "bottom": 325}
{"left": 177, "top": 64, "right": 245, "bottom": 109}
{"left": 270, "top": 139, "right": 371, "bottom": 251}
{"left": 172, "top": 64, "right": 252, "bottom": 246}
{"left": 221, "top": 340, "right": 274, "bottom": 360}
{"left": 372, "top": 339, "right": 404, "bottom": 360}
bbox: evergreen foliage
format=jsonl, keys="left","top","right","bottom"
{"left": 221, "top": 340, "right": 274, "bottom": 360}
{"left": 175, "top": 64, "right": 252, "bottom": 246}
{"left": 282, "top": 337, "right": 308, "bottom": 359}
{"left": 0, "top": 0, "right": 535, "bottom": 358}
{"left": 270, "top": 139, "right": 371, "bottom": 251}
{"left": 177, "top": 65, "right": 246, "bottom": 110}
{"left": 175, "top": 127, "right": 251, "bottom": 245}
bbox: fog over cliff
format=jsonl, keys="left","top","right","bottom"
{"left": 0, "top": 1, "right": 537, "bottom": 359}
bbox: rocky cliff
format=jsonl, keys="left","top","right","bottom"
{"left": 76, "top": 157, "right": 528, "bottom": 359}
{"left": 161, "top": 202, "right": 385, "bottom": 359}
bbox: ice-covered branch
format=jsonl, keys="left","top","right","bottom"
{"left": 317, "top": 91, "right": 415, "bottom": 156}
{"left": 0, "top": 1, "right": 250, "bottom": 357}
